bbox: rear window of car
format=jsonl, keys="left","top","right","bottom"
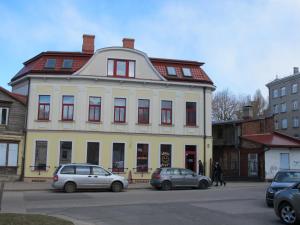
{"left": 154, "top": 168, "right": 162, "bottom": 174}
{"left": 76, "top": 166, "right": 91, "bottom": 175}
{"left": 274, "top": 172, "right": 300, "bottom": 182}
{"left": 60, "top": 166, "right": 75, "bottom": 174}
{"left": 54, "top": 165, "right": 62, "bottom": 175}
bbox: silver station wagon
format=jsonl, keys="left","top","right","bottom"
{"left": 52, "top": 164, "right": 128, "bottom": 193}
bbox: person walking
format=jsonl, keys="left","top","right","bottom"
{"left": 214, "top": 162, "right": 226, "bottom": 186}
{"left": 198, "top": 160, "right": 204, "bottom": 175}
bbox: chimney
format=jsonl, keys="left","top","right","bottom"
{"left": 122, "top": 38, "right": 135, "bottom": 49}
{"left": 82, "top": 34, "right": 95, "bottom": 54}
{"left": 242, "top": 105, "right": 253, "bottom": 120}
{"left": 293, "top": 67, "right": 299, "bottom": 74}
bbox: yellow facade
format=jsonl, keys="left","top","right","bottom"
{"left": 24, "top": 131, "right": 212, "bottom": 181}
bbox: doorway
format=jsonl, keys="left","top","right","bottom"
{"left": 185, "top": 145, "right": 196, "bottom": 172}
{"left": 87, "top": 142, "right": 99, "bottom": 165}
{"left": 248, "top": 153, "right": 258, "bottom": 177}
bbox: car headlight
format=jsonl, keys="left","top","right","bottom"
{"left": 267, "top": 187, "right": 275, "bottom": 193}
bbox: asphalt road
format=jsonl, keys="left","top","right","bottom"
{"left": 2, "top": 183, "right": 283, "bottom": 225}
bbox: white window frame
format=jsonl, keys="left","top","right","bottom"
{"left": 293, "top": 117, "right": 299, "bottom": 128}
{"left": 0, "top": 107, "right": 9, "bottom": 125}
{"left": 273, "top": 89, "right": 278, "bottom": 98}
{"left": 292, "top": 83, "right": 298, "bottom": 94}
{"left": 281, "top": 103, "right": 287, "bottom": 113}
{"left": 292, "top": 100, "right": 298, "bottom": 111}
{"left": 281, "top": 87, "right": 286, "bottom": 96}
{"left": 281, "top": 119, "right": 288, "bottom": 129}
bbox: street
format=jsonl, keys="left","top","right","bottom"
{"left": 1, "top": 183, "right": 282, "bottom": 225}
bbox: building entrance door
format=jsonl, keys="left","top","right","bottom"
{"left": 248, "top": 153, "right": 258, "bottom": 177}
{"left": 87, "top": 142, "right": 100, "bottom": 165}
{"left": 185, "top": 145, "right": 196, "bottom": 172}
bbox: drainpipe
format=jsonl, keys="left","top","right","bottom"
{"left": 203, "top": 87, "right": 207, "bottom": 176}
{"left": 20, "top": 78, "right": 31, "bottom": 181}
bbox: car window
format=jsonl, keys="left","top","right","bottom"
{"left": 76, "top": 166, "right": 91, "bottom": 175}
{"left": 93, "top": 167, "right": 109, "bottom": 176}
{"left": 60, "top": 166, "right": 75, "bottom": 174}
{"left": 165, "top": 169, "right": 172, "bottom": 175}
{"left": 54, "top": 165, "right": 62, "bottom": 175}
{"left": 274, "top": 172, "right": 300, "bottom": 182}
{"left": 181, "top": 169, "right": 194, "bottom": 176}
{"left": 171, "top": 169, "right": 180, "bottom": 175}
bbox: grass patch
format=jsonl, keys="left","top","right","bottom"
{"left": 0, "top": 213, "right": 74, "bottom": 225}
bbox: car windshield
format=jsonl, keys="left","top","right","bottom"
{"left": 274, "top": 171, "right": 300, "bottom": 183}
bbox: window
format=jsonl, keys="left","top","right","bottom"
{"left": 186, "top": 102, "right": 196, "bottom": 126}
{"left": 89, "top": 97, "right": 101, "bottom": 122}
{"left": 292, "top": 83, "right": 298, "bottom": 94}
{"left": 59, "top": 141, "right": 72, "bottom": 165}
{"left": 275, "top": 120, "right": 279, "bottom": 130}
{"left": 34, "top": 141, "right": 47, "bottom": 170}
{"left": 160, "top": 144, "right": 172, "bottom": 167}
{"left": 282, "top": 119, "right": 288, "bottom": 129}
{"left": 161, "top": 100, "right": 172, "bottom": 125}
{"left": 38, "top": 95, "right": 50, "bottom": 120}
{"left": 62, "top": 96, "right": 74, "bottom": 121}
{"left": 293, "top": 117, "right": 299, "bottom": 128}
{"left": 273, "top": 89, "right": 278, "bottom": 98}
{"left": 281, "top": 103, "right": 287, "bottom": 113}
{"left": 292, "top": 100, "right": 298, "bottom": 110}
{"left": 92, "top": 166, "right": 109, "bottom": 176}
{"left": 136, "top": 144, "right": 149, "bottom": 172}
{"left": 280, "top": 153, "right": 290, "bottom": 170}
{"left": 62, "top": 59, "right": 73, "bottom": 69}
{"left": 273, "top": 104, "right": 279, "bottom": 114}
{"left": 87, "top": 142, "right": 99, "bottom": 165}
{"left": 182, "top": 68, "right": 192, "bottom": 77}
{"left": 138, "top": 99, "right": 150, "bottom": 124}
{"left": 166, "top": 67, "right": 176, "bottom": 76}
{"left": 76, "top": 166, "right": 91, "bottom": 175}
{"left": 112, "top": 143, "right": 125, "bottom": 172}
{"left": 0, "top": 143, "right": 18, "bottom": 167}
{"left": 44, "top": 59, "right": 56, "bottom": 69}
{"left": 60, "top": 166, "right": 75, "bottom": 174}
{"left": 107, "top": 59, "right": 135, "bottom": 77}
{"left": 281, "top": 87, "right": 286, "bottom": 96}
{"left": 114, "top": 98, "right": 126, "bottom": 123}
{"left": 0, "top": 108, "right": 9, "bottom": 125}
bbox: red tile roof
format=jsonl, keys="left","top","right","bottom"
{"left": 242, "top": 132, "right": 300, "bottom": 148}
{"left": 0, "top": 86, "right": 27, "bottom": 105}
{"left": 11, "top": 51, "right": 213, "bottom": 85}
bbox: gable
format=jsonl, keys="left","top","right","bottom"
{"left": 74, "top": 47, "right": 165, "bottom": 81}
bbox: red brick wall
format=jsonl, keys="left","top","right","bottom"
{"left": 242, "top": 117, "right": 274, "bottom": 135}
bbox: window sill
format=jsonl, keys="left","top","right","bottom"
{"left": 86, "top": 121, "right": 102, "bottom": 124}
{"left": 184, "top": 125, "right": 199, "bottom": 128}
{"left": 59, "top": 120, "right": 74, "bottom": 123}
{"left": 35, "top": 119, "right": 51, "bottom": 122}
{"left": 159, "top": 124, "right": 174, "bottom": 127}
{"left": 136, "top": 123, "right": 151, "bottom": 126}
{"left": 111, "top": 122, "right": 128, "bottom": 125}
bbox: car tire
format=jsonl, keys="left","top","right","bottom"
{"left": 111, "top": 182, "right": 123, "bottom": 192}
{"left": 161, "top": 181, "right": 172, "bottom": 191}
{"left": 64, "top": 182, "right": 76, "bottom": 193}
{"left": 198, "top": 180, "right": 208, "bottom": 189}
{"left": 279, "top": 202, "right": 298, "bottom": 225}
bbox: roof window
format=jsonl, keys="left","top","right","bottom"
{"left": 182, "top": 68, "right": 192, "bottom": 77}
{"left": 166, "top": 66, "right": 176, "bottom": 76}
{"left": 44, "top": 59, "right": 56, "bottom": 69}
{"left": 62, "top": 59, "right": 73, "bottom": 69}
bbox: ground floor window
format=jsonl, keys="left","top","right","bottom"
{"left": 185, "top": 145, "right": 196, "bottom": 172}
{"left": 248, "top": 153, "right": 258, "bottom": 177}
{"left": 160, "top": 144, "right": 172, "bottom": 168}
{"left": 87, "top": 142, "right": 100, "bottom": 165}
{"left": 280, "top": 153, "right": 290, "bottom": 170}
{"left": 112, "top": 143, "right": 125, "bottom": 172}
{"left": 35, "top": 141, "right": 47, "bottom": 170}
{"left": 0, "top": 143, "right": 18, "bottom": 167}
{"left": 59, "top": 141, "right": 72, "bottom": 165}
{"left": 136, "top": 144, "right": 149, "bottom": 172}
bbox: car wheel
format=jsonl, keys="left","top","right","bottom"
{"left": 64, "top": 182, "right": 76, "bottom": 193}
{"left": 198, "top": 180, "right": 208, "bottom": 189}
{"left": 161, "top": 181, "right": 172, "bottom": 191}
{"left": 111, "top": 182, "right": 123, "bottom": 192}
{"left": 279, "top": 202, "right": 297, "bottom": 225}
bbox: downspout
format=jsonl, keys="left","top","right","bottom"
{"left": 20, "top": 78, "right": 31, "bottom": 181}
{"left": 203, "top": 87, "right": 207, "bottom": 176}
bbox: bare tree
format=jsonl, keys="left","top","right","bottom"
{"left": 212, "top": 89, "right": 239, "bottom": 121}
{"left": 251, "top": 89, "right": 267, "bottom": 118}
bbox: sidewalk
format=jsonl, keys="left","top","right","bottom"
{"left": 2, "top": 181, "right": 270, "bottom": 192}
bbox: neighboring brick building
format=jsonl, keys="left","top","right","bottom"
{"left": 213, "top": 106, "right": 300, "bottom": 180}
{"left": 0, "top": 87, "right": 27, "bottom": 181}
{"left": 266, "top": 67, "right": 300, "bottom": 138}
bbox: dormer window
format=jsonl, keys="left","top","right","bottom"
{"left": 182, "top": 68, "right": 192, "bottom": 77}
{"left": 167, "top": 67, "right": 176, "bottom": 76}
{"left": 44, "top": 59, "right": 56, "bottom": 69}
{"left": 107, "top": 59, "right": 135, "bottom": 78}
{"left": 62, "top": 59, "right": 73, "bottom": 69}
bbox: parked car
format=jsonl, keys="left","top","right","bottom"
{"left": 266, "top": 170, "right": 300, "bottom": 207}
{"left": 150, "top": 167, "right": 212, "bottom": 190}
{"left": 52, "top": 164, "right": 128, "bottom": 193}
{"left": 274, "top": 182, "right": 300, "bottom": 225}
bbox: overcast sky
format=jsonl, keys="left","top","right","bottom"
{"left": 1, "top": 0, "right": 299, "bottom": 97}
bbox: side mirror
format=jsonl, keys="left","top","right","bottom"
{"left": 105, "top": 173, "right": 111, "bottom": 176}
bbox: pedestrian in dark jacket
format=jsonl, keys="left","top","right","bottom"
{"left": 214, "top": 162, "right": 226, "bottom": 186}
{"left": 198, "top": 160, "right": 204, "bottom": 175}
